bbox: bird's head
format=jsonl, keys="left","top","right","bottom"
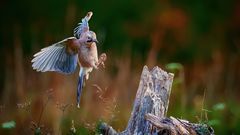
{"left": 82, "top": 31, "right": 98, "bottom": 45}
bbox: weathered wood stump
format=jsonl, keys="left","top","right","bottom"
{"left": 99, "top": 66, "right": 214, "bottom": 135}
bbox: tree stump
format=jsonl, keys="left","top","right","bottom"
{"left": 99, "top": 66, "right": 214, "bottom": 135}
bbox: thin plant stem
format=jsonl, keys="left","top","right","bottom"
{"left": 58, "top": 110, "right": 65, "bottom": 135}
{"left": 37, "top": 97, "right": 50, "bottom": 126}
{"left": 201, "top": 89, "right": 206, "bottom": 122}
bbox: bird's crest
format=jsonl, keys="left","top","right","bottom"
{"left": 74, "top": 11, "right": 93, "bottom": 39}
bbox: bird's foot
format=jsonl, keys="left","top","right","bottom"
{"left": 97, "top": 53, "right": 107, "bottom": 68}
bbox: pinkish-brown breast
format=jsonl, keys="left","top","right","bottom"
{"left": 78, "top": 43, "right": 98, "bottom": 68}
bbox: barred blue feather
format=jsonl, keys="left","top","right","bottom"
{"left": 74, "top": 18, "right": 89, "bottom": 39}
{"left": 73, "top": 11, "right": 92, "bottom": 39}
{"left": 77, "top": 68, "right": 85, "bottom": 108}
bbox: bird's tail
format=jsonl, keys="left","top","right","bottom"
{"left": 77, "top": 68, "right": 85, "bottom": 108}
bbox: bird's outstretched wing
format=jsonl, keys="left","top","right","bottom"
{"left": 74, "top": 11, "right": 93, "bottom": 39}
{"left": 31, "top": 37, "right": 78, "bottom": 74}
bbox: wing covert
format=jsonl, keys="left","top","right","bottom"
{"left": 32, "top": 37, "right": 78, "bottom": 74}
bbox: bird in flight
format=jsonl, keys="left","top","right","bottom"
{"left": 31, "top": 11, "right": 107, "bottom": 108}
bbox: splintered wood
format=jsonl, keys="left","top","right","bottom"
{"left": 123, "top": 66, "right": 174, "bottom": 134}
{"left": 98, "top": 66, "right": 214, "bottom": 135}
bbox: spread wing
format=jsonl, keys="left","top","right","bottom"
{"left": 74, "top": 11, "right": 93, "bottom": 39}
{"left": 31, "top": 37, "right": 79, "bottom": 74}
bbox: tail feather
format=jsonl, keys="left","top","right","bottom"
{"left": 77, "top": 69, "right": 85, "bottom": 108}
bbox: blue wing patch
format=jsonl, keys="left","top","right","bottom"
{"left": 73, "top": 12, "right": 92, "bottom": 39}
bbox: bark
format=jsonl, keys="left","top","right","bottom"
{"left": 98, "top": 66, "right": 214, "bottom": 135}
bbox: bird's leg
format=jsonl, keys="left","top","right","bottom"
{"left": 96, "top": 53, "right": 107, "bottom": 68}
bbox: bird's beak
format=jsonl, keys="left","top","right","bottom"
{"left": 92, "top": 39, "right": 99, "bottom": 44}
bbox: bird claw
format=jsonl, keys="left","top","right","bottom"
{"left": 97, "top": 53, "right": 107, "bottom": 68}
{"left": 100, "top": 53, "right": 107, "bottom": 61}
{"left": 101, "top": 62, "right": 105, "bottom": 68}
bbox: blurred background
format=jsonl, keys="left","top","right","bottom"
{"left": 0, "top": 0, "right": 240, "bottom": 134}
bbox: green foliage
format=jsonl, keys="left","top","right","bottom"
{"left": 172, "top": 78, "right": 183, "bottom": 85}
{"left": 75, "top": 126, "right": 92, "bottom": 135}
{"left": 66, "top": 126, "right": 91, "bottom": 135}
{"left": 165, "top": 63, "right": 183, "bottom": 72}
{"left": 208, "top": 103, "right": 225, "bottom": 126}
{"left": 212, "top": 103, "right": 225, "bottom": 111}
{"left": 34, "top": 127, "right": 41, "bottom": 135}
{"left": 95, "top": 120, "right": 104, "bottom": 135}
{"left": 207, "top": 119, "right": 220, "bottom": 126}
{"left": 1, "top": 121, "right": 15, "bottom": 129}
